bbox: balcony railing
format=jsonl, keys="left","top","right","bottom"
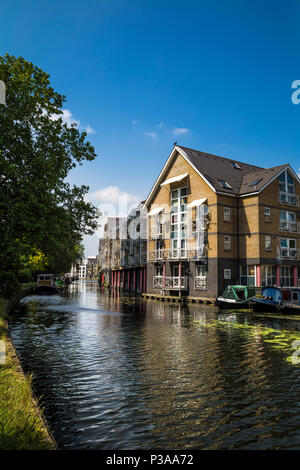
{"left": 279, "top": 221, "right": 300, "bottom": 233}
{"left": 153, "top": 276, "right": 188, "bottom": 290}
{"left": 279, "top": 192, "right": 299, "bottom": 207}
{"left": 194, "top": 278, "right": 207, "bottom": 290}
{"left": 148, "top": 248, "right": 206, "bottom": 262}
{"left": 280, "top": 248, "right": 300, "bottom": 260}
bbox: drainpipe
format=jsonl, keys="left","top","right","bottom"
{"left": 293, "top": 265, "right": 298, "bottom": 287}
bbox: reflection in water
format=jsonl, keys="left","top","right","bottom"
{"left": 9, "top": 281, "right": 300, "bottom": 450}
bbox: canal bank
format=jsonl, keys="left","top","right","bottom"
{"left": 0, "top": 298, "right": 56, "bottom": 450}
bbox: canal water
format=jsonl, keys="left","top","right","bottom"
{"left": 9, "top": 281, "right": 300, "bottom": 450}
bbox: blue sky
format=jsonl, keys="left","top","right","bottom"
{"left": 1, "top": 0, "right": 300, "bottom": 255}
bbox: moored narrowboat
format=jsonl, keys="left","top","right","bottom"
{"left": 216, "top": 285, "right": 255, "bottom": 309}
{"left": 280, "top": 288, "right": 300, "bottom": 314}
{"left": 34, "top": 274, "right": 58, "bottom": 294}
{"left": 250, "top": 286, "right": 282, "bottom": 312}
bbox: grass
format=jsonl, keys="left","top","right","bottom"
{"left": 0, "top": 304, "right": 55, "bottom": 450}
{"left": 20, "top": 282, "right": 37, "bottom": 290}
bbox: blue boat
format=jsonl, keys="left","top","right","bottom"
{"left": 250, "top": 287, "right": 282, "bottom": 312}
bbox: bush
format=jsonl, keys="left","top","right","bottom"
{"left": 0, "top": 272, "right": 20, "bottom": 298}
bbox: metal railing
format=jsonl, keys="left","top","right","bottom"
{"left": 279, "top": 192, "right": 299, "bottom": 207}
{"left": 279, "top": 221, "right": 300, "bottom": 233}
{"left": 153, "top": 276, "right": 188, "bottom": 290}
{"left": 194, "top": 278, "right": 207, "bottom": 290}
{"left": 279, "top": 248, "right": 300, "bottom": 260}
{"left": 148, "top": 248, "right": 206, "bottom": 262}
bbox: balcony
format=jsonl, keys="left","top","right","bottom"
{"left": 194, "top": 278, "right": 207, "bottom": 290}
{"left": 153, "top": 276, "right": 188, "bottom": 290}
{"left": 279, "top": 248, "right": 300, "bottom": 260}
{"left": 148, "top": 248, "right": 206, "bottom": 262}
{"left": 279, "top": 192, "right": 299, "bottom": 207}
{"left": 279, "top": 221, "right": 300, "bottom": 233}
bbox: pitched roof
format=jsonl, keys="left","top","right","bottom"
{"left": 144, "top": 144, "right": 295, "bottom": 207}
{"left": 177, "top": 145, "right": 288, "bottom": 196}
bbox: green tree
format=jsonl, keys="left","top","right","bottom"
{"left": 0, "top": 54, "right": 98, "bottom": 284}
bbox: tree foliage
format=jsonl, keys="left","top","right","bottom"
{"left": 0, "top": 54, "right": 98, "bottom": 280}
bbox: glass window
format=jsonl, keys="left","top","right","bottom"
{"left": 250, "top": 178, "right": 262, "bottom": 186}
{"left": 219, "top": 180, "right": 232, "bottom": 189}
{"left": 224, "top": 269, "right": 231, "bottom": 280}
{"left": 196, "top": 265, "right": 206, "bottom": 278}
{"left": 155, "top": 266, "right": 163, "bottom": 277}
{"left": 264, "top": 207, "right": 271, "bottom": 222}
{"left": 224, "top": 207, "right": 231, "bottom": 222}
{"left": 224, "top": 235, "right": 231, "bottom": 250}
{"left": 265, "top": 236, "right": 272, "bottom": 251}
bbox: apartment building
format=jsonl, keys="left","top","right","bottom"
{"left": 98, "top": 204, "right": 147, "bottom": 293}
{"left": 70, "top": 259, "right": 87, "bottom": 279}
{"left": 144, "top": 145, "right": 300, "bottom": 299}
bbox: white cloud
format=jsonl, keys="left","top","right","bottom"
{"left": 173, "top": 127, "right": 189, "bottom": 135}
{"left": 88, "top": 185, "right": 140, "bottom": 206}
{"left": 157, "top": 122, "right": 164, "bottom": 128}
{"left": 144, "top": 131, "right": 157, "bottom": 140}
{"left": 86, "top": 186, "right": 141, "bottom": 240}
{"left": 50, "top": 109, "right": 96, "bottom": 135}
{"left": 84, "top": 124, "right": 96, "bottom": 135}
{"left": 131, "top": 120, "right": 139, "bottom": 125}
{"left": 60, "top": 109, "right": 80, "bottom": 127}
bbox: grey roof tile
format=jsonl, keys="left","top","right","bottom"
{"left": 177, "top": 145, "right": 287, "bottom": 195}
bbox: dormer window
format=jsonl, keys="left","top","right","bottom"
{"left": 218, "top": 180, "right": 232, "bottom": 190}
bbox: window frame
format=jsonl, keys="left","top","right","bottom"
{"left": 224, "top": 235, "right": 231, "bottom": 251}
{"left": 224, "top": 207, "right": 231, "bottom": 222}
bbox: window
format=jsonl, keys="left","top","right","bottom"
{"left": 224, "top": 235, "right": 231, "bottom": 250}
{"left": 264, "top": 207, "right": 271, "bottom": 222}
{"left": 155, "top": 265, "right": 163, "bottom": 278}
{"left": 265, "top": 236, "right": 272, "bottom": 251}
{"left": 250, "top": 178, "right": 262, "bottom": 187}
{"left": 224, "top": 269, "right": 231, "bottom": 280}
{"left": 279, "top": 211, "right": 297, "bottom": 232}
{"left": 240, "top": 265, "right": 255, "bottom": 286}
{"left": 195, "top": 264, "right": 206, "bottom": 289}
{"left": 231, "top": 162, "right": 241, "bottom": 169}
{"left": 156, "top": 212, "right": 163, "bottom": 236}
{"left": 280, "top": 266, "right": 293, "bottom": 287}
{"left": 262, "top": 266, "right": 276, "bottom": 287}
{"left": 280, "top": 238, "right": 297, "bottom": 258}
{"left": 279, "top": 170, "right": 296, "bottom": 204}
{"left": 218, "top": 180, "right": 232, "bottom": 190}
{"left": 224, "top": 207, "right": 231, "bottom": 222}
{"left": 170, "top": 187, "right": 187, "bottom": 257}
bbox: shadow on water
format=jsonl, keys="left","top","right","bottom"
{"left": 8, "top": 281, "right": 300, "bottom": 450}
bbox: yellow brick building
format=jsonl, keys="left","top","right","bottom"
{"left": 144, "top": 145, "right": 300, "bottom": 299}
